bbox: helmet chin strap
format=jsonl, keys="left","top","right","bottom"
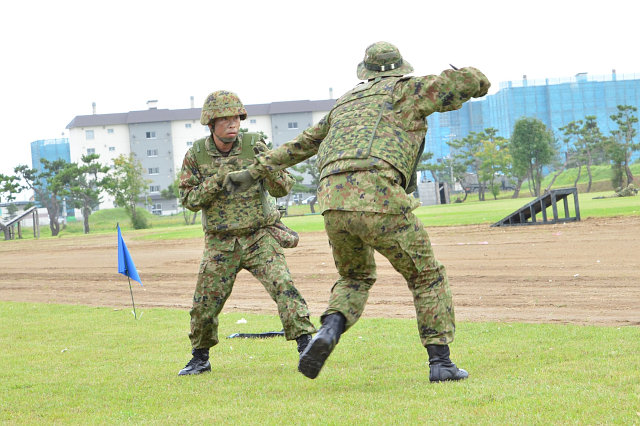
{"left": 212, "top": 128, "right": 235, "bottom": 144}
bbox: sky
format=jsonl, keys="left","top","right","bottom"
{"left": 1, "top": 0, "right": 638, "bottom": 177}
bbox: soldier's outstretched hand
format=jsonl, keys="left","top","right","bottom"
{"left": 223, "top": 170, "right": 257, "bottom": 194}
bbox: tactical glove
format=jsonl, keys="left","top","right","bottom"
{"left": 474, "top": 69, "right": 491, "bottom": 97}
{"left": 202, "top": 172, "right": 225, "bottom": 194}
{"left": 223, "top": 170, "right": 257, "bottom": 194}
{"left": 477, "top": 78, "right": 490, "bottom": 97}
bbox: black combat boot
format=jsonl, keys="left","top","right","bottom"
{"left": 426, "top": 344, "right": 468, "bottom": 382}
{"left": 178, "top": 348, "right": 211, "bottom": 376}
{"left": 296, "top": 334, "right": 312, "bottom": 354}
{"left": 298, "top": 313, "right": 346, "bottom": 379}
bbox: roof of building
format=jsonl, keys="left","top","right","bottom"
{"left": 66, "top": 99, "right": 336, "bottom": 129}
{"left": 66, "top": 112, "right": 129, "bottom": 129}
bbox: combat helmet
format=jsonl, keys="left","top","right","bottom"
{"left": 200, "top": 90, "right": 247, "bottom": 125}
{"left": 356, "top": 41, "right": 414, "bottom": 80}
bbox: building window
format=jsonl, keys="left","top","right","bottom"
{"left": 148, "top": 167, "right": 159, "bottom": 175}
{"left": 149, "top": 185, "right": 160, "bottom": 193}
{"left": 146, "top": 131, "right": 156, "bottom": 139}
{"left": 147, "top": 149, "right": 158, "bottom": 157}
{"left": 87, "top": 148, "right": 95, "bottom": 155}
{"left": 287, "top": 122, "right": 298, "bottom": 129}
{"left": 250, "top": 119, "right": 257, "bottom": 124}
{"left": 85, "top": 130, "right": 95, "bottom": 140}
{"left": 107, "top": 128, "right": 114, "bottom": 134}
{"left": 151, "top": 203, "right": 162, "bottom": 215}
{"left": 108, "top": 146, "right": 115, "bottom": 152}
{"left": 185, "top": 123, "right": 192, "bottom": 128}
{"left": 186, "top": 141, "right": 193, "bottom": 147}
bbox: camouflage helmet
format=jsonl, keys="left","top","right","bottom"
{"left": 200, "top": 90, "right": 247, "bottom": 125}
{"left": 356, "top": 41, "right": 414, "bottom": 80}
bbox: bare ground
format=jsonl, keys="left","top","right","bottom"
{"left": 1, "top": 216, "right": 639, "bottom": 326}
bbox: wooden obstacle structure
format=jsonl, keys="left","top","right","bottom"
{"left": 0, "top": 206, "right": 40, "bottom": 240}
{"left": 492, "top": 187, "right": 580, "bottom": 227}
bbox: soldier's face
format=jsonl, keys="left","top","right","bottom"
{"left": 211, "top": 115, "right": 240, "bottom": 146}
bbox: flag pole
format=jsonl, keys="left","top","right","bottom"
{"left": 117, "top": 222, "right": 141, "bottom": 320}
{"left": 128, "top": 275, "right": 138, "bottom": 319}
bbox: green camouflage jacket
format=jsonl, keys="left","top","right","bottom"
{"left": 180, "top": 133, "right": 293, "bottom": 245}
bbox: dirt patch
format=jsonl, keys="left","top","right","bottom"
{"left": 2, "top": 216, "right": 638, "bottom": 326}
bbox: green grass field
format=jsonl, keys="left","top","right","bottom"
{"left": 3, "top": 167, "right": 639, "bottom": 423}
{"left": 2, "top": 303, "right": 639, "bottom": 424}
{"left": 29, "top": 186, "right": 638, "bottom": 240}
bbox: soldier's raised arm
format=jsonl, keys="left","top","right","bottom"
{"left": 407, "top": 66, "right": 490, "bottom": 117}
{"left": 254, "top": 140, "right": 296, "bottom": 197}
{"left": 224, "top": 116, "right": 330, "bottom": 194}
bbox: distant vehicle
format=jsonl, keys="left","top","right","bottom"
{"left": 276, "top": 199, "right": 295, "bottom": 207}
{"left": 301, "top": 196, "right": 317, "bottom": 205}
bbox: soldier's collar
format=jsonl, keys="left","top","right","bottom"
{"left": 205, "top": 134, "right": 241, "bottom": 157}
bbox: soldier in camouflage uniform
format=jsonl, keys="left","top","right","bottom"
{"left": 177, "top": 90, "right": 316, "bottom": 376}
{"left": 224, "top": 42, "right": 490, "bottom": 382}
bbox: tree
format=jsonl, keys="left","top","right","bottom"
{"left": 609, "top": 105, "right": 638, "bottom": 186}
{"left": 605, "top": 134, "right": 626, "bottom": 189}
{"left": 14, "top": 159, "right": 69, "bottom": 236}
{"left": 543, "top": 129, "right": 575, "bottom": 193}
{"left": 558, "top": 121, "right": 584, "bottom": 189}
{"left": 58, "top": 154, "right": 110, "bottom": 234}
{"left": 0, "top": 174, "right": 23, "bottom": 240}
{"left": 509, "top": 152, "right": 529, "bottom": 199}
{"left": 415, "top": 151, "right": 439, "bottom": 181}
{"left": 162, "top": 174, "right": 198, "bottom": 225}
{"left": 448, "top": 132, "right": 487, "bottom": 200}
{"left": 104, "top": 154, "right": 151, "bottom": 229}
{"left": 476, "top": 128, "right": 511, "bottom": 200}
{"left": 560, "top": 116, "right": 607, "bottom": 192}
{"left": 0, "top": 174, "right": 21, "bottom": 204}
{"left": 290, "top": 156, "right": 320, "bottom": 213}
{"left": 509, "top": 118, "right": 556, "bottom": 197}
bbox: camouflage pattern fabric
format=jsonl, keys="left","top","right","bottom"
{"left": 179, "top": 133, "right": 316, "bottom": 349}
{"left": 200, "top": 90, "right": 247, "bottom": 125}
{"left": 316, "top": 158, "right": 420, "bottom": 214}
{"left": 189, "top": 232, "right": 316, "bottom": 349}
{"left": 322, "top": 210, "right": 454, "bottom": 346}
{"left": 356, "top": 41, "right": 414, "bottom": 80}
{"left": 615, "top": 183, "right": 638, "bottom": 197}
{"left": 266, "top": 220, "right": 300, "bottom": 248}
{"left": 315, "top": 76, "right": 426, "bottom": 191}
{"left": 236, "top": 61, "right": 489, "bottom": 348}
{"left": 180, "top": 135, "right": 284, "bottom": 234}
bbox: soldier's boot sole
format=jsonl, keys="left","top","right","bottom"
{"left": 298, "top": 334, "right": 335, "bottom": 379}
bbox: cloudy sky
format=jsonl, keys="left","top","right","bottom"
{"left": 1, "top": 0, "right": 637, "bottom": 176}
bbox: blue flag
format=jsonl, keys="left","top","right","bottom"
{"left": 117, "top": 224, "right": 142, "bottom": 286}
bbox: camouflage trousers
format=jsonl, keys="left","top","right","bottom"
{"left": 189, "top": 233, "right": 316, "bottom": 349}
{"left": 323, "top": 210, "right": 455, "bottom": 346}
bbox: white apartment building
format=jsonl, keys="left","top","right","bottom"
{"left": 66, "top": 98, "right": 335, "bottom": 215}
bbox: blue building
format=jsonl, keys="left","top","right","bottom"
{"left": 425, "top": 71, "right": 640, "bottom": 160}
{"left": 29, "top": 138, "right": 72, "bottom": 215}
{"left": 30, "top": 138, "right": 71, "bottom": 172}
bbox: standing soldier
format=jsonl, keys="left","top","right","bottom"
{"left": 224, "top": 42, "right": 490, "bottom": 382}
{"left": 177, "top": 90, "right": 316, "bottom": 376}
